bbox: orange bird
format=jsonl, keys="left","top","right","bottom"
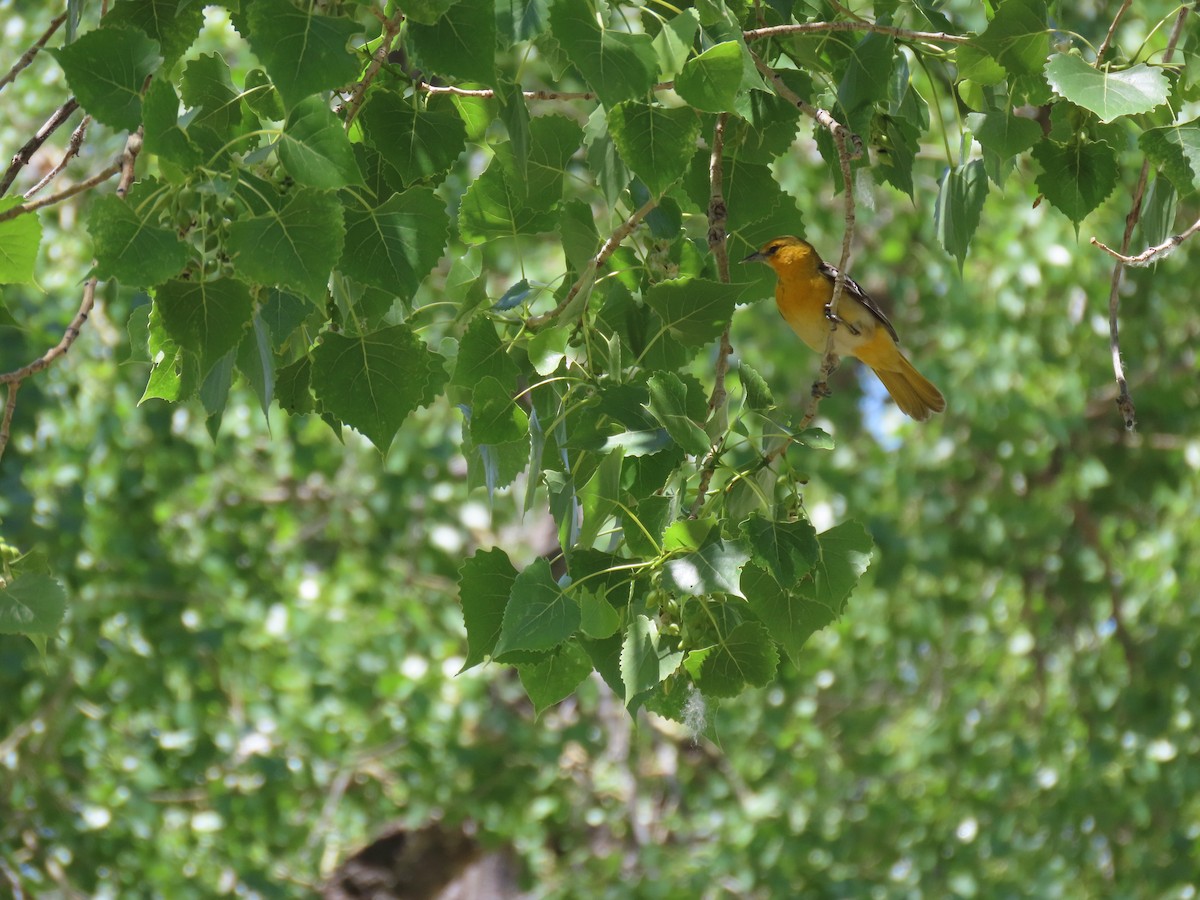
{"left": 742, "top": 236, "right": 945, "bottom": 421}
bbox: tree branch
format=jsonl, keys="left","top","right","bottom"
{"left": 524, "top": 197, "right": 657, "bottom": 330}
{"left": 1087, "top": 5, "right": 1190, "bottom": 431}
{"left": 1090, "top": 213, "right": 1200, "bottom": 267}
{"left": 343, "top": 11, "right": 406, "bottom": 128}
{"left": 1095, "top": 0, "right": 1134, "bottom": 63}
{"left": 0, "top": 98, "right": 81, "bottom": 197}
{"left": 0, "top": 129, "right": 144, "bottom": 463}
{"left": 0, "top": 11, "right": 67, "bottom": 93}
{"left": 0, "top": 158, "right": 122, "bottom": 223}
{"left": 750, "top": 51, "right": 863, "bottom": 159}
{"left": 23, "top": 113, "right": 92, "bottom": 200}
{"left": 691, "top": 113, "right": 733, "bottom": 518}
{"left": 744, "top": 20, "right": 970, "bottom": 46}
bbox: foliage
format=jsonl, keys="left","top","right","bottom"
{"left": 1, "top": 1, "right": 1199, "bottom": 896}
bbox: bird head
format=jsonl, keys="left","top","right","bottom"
{"left": 740, "top": 236, "right": 818, "bottom": 273}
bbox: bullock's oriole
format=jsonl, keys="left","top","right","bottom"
{"left": 743, "top": 236, "right": 945, "bottom": 421}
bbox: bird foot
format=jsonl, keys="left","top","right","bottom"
{"left": 811, "top": 381, "right": 832, "bottom": 399}
{"left": 824, "top": 305, "right": 860, "bottom": 335}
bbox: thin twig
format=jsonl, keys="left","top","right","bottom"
{"left": 24, "top": 114, "right": 92, "bottom": 199}
{"left": 744, "top": 21, "right": 970, "bottom": 45}
{"left": 750, "top": 51, "right": 864, "bottom": 159}
{"left": 1090, "top": 214, "right": 1200, "bottom": 267}
{"left": 691, "top": 113, "right": 733, "bottom": 518}
{"left": 0, "top": 159, "right": 122, "bottom": 223}
{"left": 421, "top": 82, "right": 674, "bottom": 101}
{"left": 0, "top": 382, "right": 19, "bottom": 459}
{"left": 1088, "top": 6, "right": 1190, "bottom": 431}
{"left": 0, "top": 98, "right": 81, "bottom": 197}
{"left": 0, "top": 11, "right": 67, "bottom": 93}
{"left": 421, "top": 83, "right": 597, "bottom": 101}
{"left": 344, "top": 11, "right": 406, "bottom": 128}
{"left": 1095, "top": 0, "right": 1134, "bottom": 63}
{"left": 0, "top": 130, "right": 144, "bottom": 463}
{"left": 525, "top": 197, "right": 658, "bottom": 329}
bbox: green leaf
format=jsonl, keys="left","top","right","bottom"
{"left": 311, "top": 324, "right": 447, "bottom": 452}
{"left": 652, "top": 8, "right": 699, "bottom": 80}
{"left": 493, "top": 115, "right": 579, "bottom": 208}
{"left": 180, "top": 53, "right": 243, "bottom": 138}
{"left": 154, "top": 278, "right": 253, "bottom": 375}
{"left": 339, "top": 187, "right": 448, "bottom": 296}
{"left": 575, "top": 447, "right": 623, "bottom": 550}
{"left": 1140, "top": 121, "right": 1200, "bottom": 195}
{"left": 607, "top": 102, "right": 700, "bottom": 196}
{"left": 1140, "top": 176, "right": 1177, "bottom": 247}
{"left": 103, "top": 0, "right": 204, "bottom": 69}
{"left": 696, "top": 620, "right": 778, "bottom": 697}
{"left": 837, "top": 32, "right": 895, "bottom": 130}
{"left": 236, "top": 313, "right": 274, "bottom": 416}
{"left": 227, "top": 188, "right": 345, "bottom": 302}
{"left": 738, "top": 362, "right": 774, "bottom": 411}
{"left": 494, "top": 558, "right": 580, "bottom": 659}
{"left": 243, "top": 68, "right": 285, "bottom": 120}
{"left": 741, "top": 515, "right": 818, "bottom": 586}
{"left": 408, "top": 0, "right": 497, "bottom": 85}
{"left": 620, "top": 615, "right": 684, "bottom": 706}
{"left": 450, "top": 317, "right": 520, "bottom": 390}
{"left": 934, "top": 159, "right": 989, "bottom": 268}
{"left": 517, "top": 640, "right": 593, "bottom": 715}
{"left": 470, "top": 375, "right": 527, "bottom": 445}
{"left": 0, "top": 574, "right": 68, "bottom": 636}
{"left": 684, "top": 155, "right": 780, "bottom": 231}
{"left": 968, "top": 108, "right": 1042, "bottom": 161}
{"left": 142, "top": 77, "right": 203, "bottom": 170}
{"left": 621, "top": 494, "right": 673, "bottom": 558}
{"left": 674, "top": 41, "right": 743, "bottom": 113}
{"left": 973, "top": 0, "right": 1048, "bottom": 79}
{"left": 579, "top": 589, "right": 621, "bottom": 639}
{"left": 0, "top": 199, "right": 42, "bottom": 286}
{"left": 458, "top": 162, "right": 556, "bottom": 242}
{"left": 646, "top": 372, "right": 710, "bottom": 455}
{"left": 274, "top": 355, "right": 315, "bottom": 414}
{"left": 497, "top": 81, "right": 531, "bottom": 184}
{"left": 50, "top": 26, "right": 161, "bottom": 131}
{"left": 799, "top": 520, "right": 873, "bottom": 611}
{"left": 278, "top": 97, "right": 363, "bottom": 189}
{"left": 405, "top": 0, "right": 461, "bottom": 26}
{"left": 244, "top": 0, "right": 363, "bottom": 108}
{"left": 549, "top": 1, "right": 657, "bottom": 109}
{"left": 1045, "top": 55, "right": 1170, "bottom": 124}
{"left": 664, "top": 538, "right": 751, "bottom": 598}
{"left": 360, "top": 92, "right": 468, "bottom": 187}
{"left": 741, "top": 564, "right": 836, "bottom": 664}
{"left": 458, "top": 547, "right": 518, "bottom": 670}
{"left": 141, "top": 302, "right": 199, "bottom": 403}
{"left": 643, "top": 277, "right": 739, "bottom": 346}
{"left": 88, "top": 191, "right": 189, "bottom": 287}
{"left": 1032, "top": 138, "right": 1120, "bottom": 225}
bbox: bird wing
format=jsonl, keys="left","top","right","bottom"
{"left": 818, "top": 260, "right": 900, "bottom": 343}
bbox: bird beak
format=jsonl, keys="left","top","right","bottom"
{"left": 740, "top": 250, "right": 764, "bottom": 263}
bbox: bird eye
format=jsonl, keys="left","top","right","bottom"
{"left": 765, "top": 244, "right": 780, "bottom": 256}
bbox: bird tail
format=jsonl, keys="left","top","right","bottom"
{"left": 872, "top": 354, "right": 946, "bottom": 421}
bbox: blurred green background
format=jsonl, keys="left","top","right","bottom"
{"left": 3, "top": 2, "right": 1199, "bottom": 897}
